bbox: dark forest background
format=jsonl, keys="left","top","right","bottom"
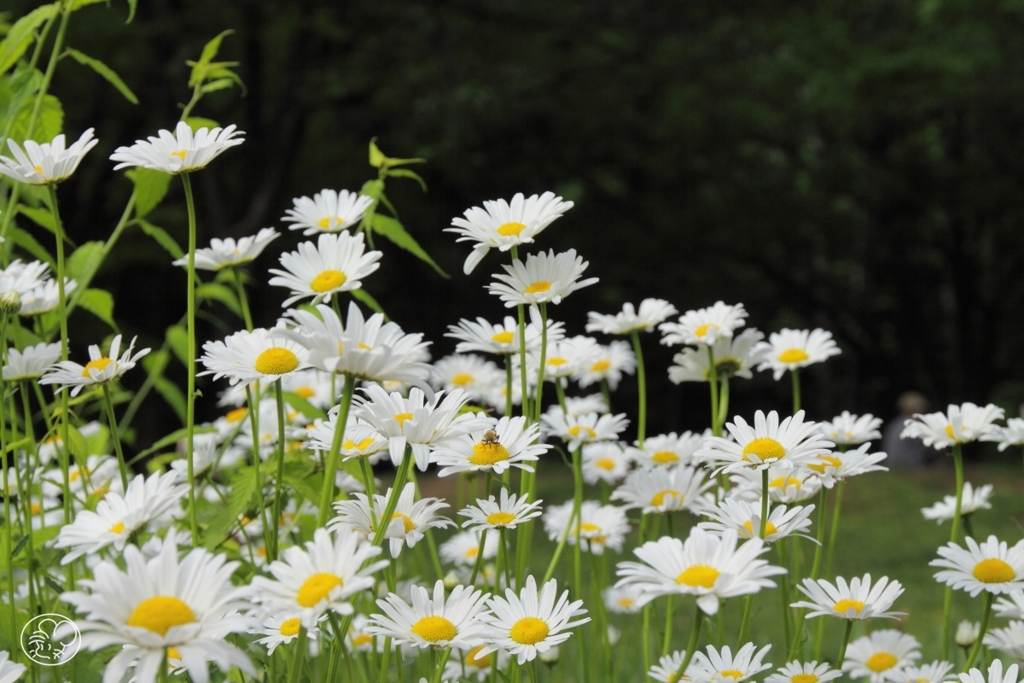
{"left": 7, "top": 0, "right": 1024, "bottom": 455}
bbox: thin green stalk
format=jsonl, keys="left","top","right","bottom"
{"left": 511, "top": 247, "right": 530, "bottom": 421}
{"left": 18, "top": 385, "right": 41, "bottom": 618}
{"left": 587, "top": 549, "right": 612, "bottom": 672}
{"left": 533, "top": 302, "right": 549, "bottom": 424}
{"left": 504, "top": 354, "right": 514, "bottom": 417}
{"left": 231, "top": 267, "right": 254, "bottom": 330}
{"left": 789, "top": 485, "right": 829, "bottom": 660}
{"left": 0, "top": 321, "right": 17, "bottom": 658}
{"left": 541, "top": 505, "right": 576, "bottom": 584}
{"left": 271, "top": 379, "right": 287, "bottom": 561}
{"left": 288, "top": 627, "right": 308, "bottom": 683}
{"left": 242, "top": 385, "right": 274, "bottom": 555}
{"left": 469, "top": 530, "right": 487, "bottom": 585}
{"left": 571, "top": 445, "right": 584, "bottom": 599}
{"left": 791, "top": 368, "right": 801, "bottom": 414}
{"left": 600, "top": 378, "right": 611, "bottom": 411}
{"left": 673, "top": 605, "right": 703, "bottom": 683}
{"left": 942, "top": 444, "right": 966, "bottom": 660}
{"left": 662, "top": 593, "right": 675, "bottom": 657}
{"left": 824, "top": 481, "right": 845, "bottom": 579}
{"left": 962, "top": 514, "right": 975, "bottom": 541}
{"left": 964, "top": 592, "right": 994, "bottom": 671}
{"left": 630, "top": 330, "right": 648, "bottom": 447}
{"left": 431, "top": 648, "right": 452, "bottom": 683}
{"left": 371, "top": 452, "right": 414, "bottom": 547}
{"left": 181, "top": 172, "right": 200, "bottom": 546}
{"left": 777, "top": 540, "right": 792, "bottom": 651}
{"left": 738, "top": 470, "right": 770, "bottom": 646}
{"left": 101, "top": 384, "right": 129, "bottom": 490}
{"left": 835, "top": 620, "right": 854, "bottom": 669}
{"left": 717, "top": 378, "right": 730, "bottom": 435}
{"left": 707, "top": 346, "right": 719, "bottom": 435}
{"left": 317, "top": 375, "right": 356, "bottom": 526}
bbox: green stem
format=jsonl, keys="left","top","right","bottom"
{"left": 181, "top": 172, "right": 200, "bottom": 546}
{"left": 943, "top": 443, "right": 966, "bottom": 660}
{"left": 759, "top": 469, "right": 769, "bottom": 539}
{"left": 271, "top": 379, "right": 287, "bottom": 561}
{"left": 101, "top": 384, "right": 129, "bottom": 490}
{"left": 317, "top": 375, "right": 356, "bottom": 526}
{"left": 541, "top": 504, "right": 576, "bottom": 584}
{"left": 371, "top": 452, "right": 413, "bottom": 547}
{"left": 504, "top": 354, "right": 514, "bottom": 417}
{"left": 231, "top": 267, "right": 254, "bottom": 331}
{"left": 431, "top": 648, "right": 452, "bottom": 683}
{"left": 533, "top": 302, "right": 548, "bottom": 424}
{"left": 662, "top": 593, "right": 675, "bottom": 657}
{"left": 789, "top": 485, "right": 829, "bottom": 661}
{"left": 707, "top": 346, "right": 719, "bottom": 435}
{"left": 791, "top": 368, "right": 801, "bottom": 414}
{"left": 630, "top": 330, "right": 647, "bottom": 447}
{"left": 571, "top": 445, "right": 584, "bottom": 599}
{"left": 835, "top": 619, "right": 854, "bottom": 670}
{"left": 777, "top": 540, "right": 792, "bottom": 651}
{"left": 964, "top": 592, "right": 994, "bottom": 671}
{"left": 511, "top": 248, "right": 530, "bottom": 421}
{"left": 962, "top": 514, "right": 975, "bottom": 540}
{"left": 288, "top": 627, "right": 308, "bottom": 683}
{"left": 823, "top": 481, "right": 845, "bottom": 579}
{"left": 0, "top": 318, "right": 17, "bottom": 659}
{"left": 673, "top": 605, "right": 703, "bottom": 683}
{"left": 243, "top": 385, "right": 274, "bottom": 555}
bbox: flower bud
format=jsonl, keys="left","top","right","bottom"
{"left": 0, "top": 289, "right": 21, "bottom": 314}
{"left": 607, "top": 625, "right": 621, "bottom": 646}
{"left": 955, "top": 620, "right": 980, "bottom": 647}
{"left": 539, "top": 644, "right": 560, "bottom": 664}
{"left": 443, "top": 572, "right": 460, "bottom": 590}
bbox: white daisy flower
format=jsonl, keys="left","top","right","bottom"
{"left": 659, "top": 301, "right": 748, "bottom": 346}
{"left": 603, "top": 585, "right": 645, "bottom": 614}
{"left": 921, "top": 482, "right": 994, "bottom": 524}
{"left": 982, "top": 417, "right": 1024, "bottom": 451}
{"left": 898, "top": 661, "right": 956, "bottom": 683}
{"left": 443, "top": 646, "right": 508, "bottom": 682}
{"left": 345, "top": 614, "right": 376, "bottom": 652}
{"left": 283, "top": 188, "right": 374, "bottom": 235}
{"left": 956, "top": 620, "right": 982, "bottom": 647}
{"left": 699, "top": 499, "right": 815, "bottom": 543}
{"left": 695, "top": 410, "right": 834, "bottom": 474}
{"left": 0, "top": 128, "right": 97, "bottom": 184}
{"left": 790, "top": 574, "right": 905, "bottom": 621}
{"left": 0, "top": 651, "right": 26, "bottom": 683}
{"left": 459, "top": 490, "right": 544, "bottom": 532}
{"left": 983, "top": 621, "right": 1024, "bottom": 660}
{"left": 306, "top": 414, "right": 388, "bottom": 463}
{"left": 61, "top": 539, "right": 254, "bottom": 683}
{"left": 42, "top": 453, "right": 119, "bottom": 498}
{"left": 368, "top": 579, "right": 489, "bottom": 649}
{"left": 3, "top": 341, "right": 62, "bottom": 381}
{"left": 901, "top": 403, "right": 1006, "bottom": 449}
{"left": 615, "top": 527, "right": 785, "bottom": 615}
{"left": 729, "top": 465, "right": 823, "bottom": 504}
{"left": 765, "top": 660, "right": 843, "bottom": 683}
{"left": 439, "top": 530, "right": 499, "bottom": 567}
{"left": 994, "top": 593, "right": 1024, "bottom": 620}
{"left": 842, "top": 630, "right": 921, "bottom": 683}
{"left": 543, "top": 500, "right": 631, "bottom": 555}
{"left": 430, "top": 354, "right": 505, "bottom": 400}
{"left": 250, "top": 528, "right": 387, "bottom": 628}
{"left": 478, "top": 575, "right": 589, "bottom": 665}
{"left": 16, "top": 277, "right": 77, "bottom": 317}
{"left": 252, "top": 614, "right": 322, "bottom": 655}
{"left": 447, "top": 191, "right": 574, "bottom": 274}
{"left": 668, "top": 328, "right": 768, "bottom": 384}
{"left": 39, "top": 334, "right": 150, "bottom": 396}
{"left": 804, "top": 443, "right": 888, "bottom": 488}
{"left": 587, "top": 298, "right": 679, "bottom": 335}
{"left": 172, "top": 227, "right": 279, "bottom": 271}
{"left": 574, "top": 340, "right": 636, "bottom": 390}
{"left": 582, "top": 442, "right": 632, "bottom": 485}
{"left": 541, "top": 410, "right": 629, "bottom": 451}
{"left": 691, "top": 643, "right": 772, "bottom": 683}
{"left": 199, "top": 327, "right": 308, "bottom": 386}
{"left": 110, "top": 121, "right": 243, "bottom": 174}
{"left": 931, "top": 535, "right": 1024, "bottom": 596}
{"left": 958, "top": 660, "right": 1022, "bottom": 683}
{"left": 612, "top": 464, "right": 713, "bottom": 515}
{"left": 819, "top": 411, "right": 883, "bottom": 446}
{"left": 53, "top": 470, "right": 186, "bottom": 564}
{"left": 532, "top": 335, "right": 602, "bottom": 382}
{"left": 754, "top": 328, "right": 841, "bottom": 380}
{"left": 268, "top": 231, "right": 382, "bottom": 307}
{"left": 329, "top": 482, "right": 455, "bottom": 558}
{"left": 446, "top": 315, "right": 563, "bottom": 356}
{"left": 648, "top": 650, "right": 698, "bottom": 682}
{"left": 488, "top": 248, "right": 598, "bottom": 307}
{"left": 628, "top": 431, "right": 706, "bottom": 468}
{"left": 281, "top": 368, "right": 335, "bottom": 409}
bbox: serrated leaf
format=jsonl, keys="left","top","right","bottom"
{"left": 281, "top": 392, "right": 326, "bottom": 422}
{"left": 196, "top": 282, "right": 241, "bottom": 317}
{"left": 7, "top": 225, "right": 55, "bottom": 267}
{"left": 188, "top": 30, "right": 234, "bottom": 87}
{"left": 0, "top": 3, "right": 59, "bottom": 75}
{"left": 137, "top": 219, "right": 183, "bottom": 259}
{"left": 15, "top": 204, "right": 55, "bottom": 232}
{"left": 386, "top": 168, "right": 428, "bottom": 192}
{"left": 371, "top": 213, "right": 448, "bottom": 278}
{"left": 166, "top": 325, "right": 188, "bottom": 365}
{"left": 63, "top": 48, "right": 138, "bottom": 104}
{"left": 283, "top": 474, "right": 321, "bottom": 505}
{"left": 351, "top": 288, "right": 387, "bottom": 318}
{"left": 77, "top": 288, "right": 116, "bottom": 328}
{"left": 127, "top": 168, "right": 172, "bottom": 218}
{"left": 65, "top": 241, "right": 104, "bottom": 283}
{"left": 184, "top": 116, "right": 219, "bottom": 133}
{"left": 6, "top": 93, "right": 63, "bottom": 145}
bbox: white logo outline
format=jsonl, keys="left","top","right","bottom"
{"left": 20, "top": 613, "right": 81, "bottom": 666}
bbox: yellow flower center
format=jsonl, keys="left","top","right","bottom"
{"left": 255, "top": 348, "right": 300, "bottom": 375}
{"left": 779, "top": 348, "right": 810, "bottom": 363}
{"left": 509, "top": 617, "right": 549, "bottom": 645}
{"left": 491, "top": 331, "right": 515, "bottom": 344}
{"left": 694, "top": 323, "right": 718, "bottom": 338}
{"left": 547, "top": 357, "right": 568, "bottom": 367}
{"left": 568, "top": 425, "right": 597, "bottom": 440}
{"left": 279, "top": 618, "right": 301, "bottom": 637}
{"left": 392, "top": 512, "right": 416, "bottom": 533}
{"left": 579, "top": 522, "right": 601, "bottom": 534}
{"left": 866, "top": 652, "right": 898, "bottom": 672}
{"left": 295, "top": 386, "right": 316, "bottom": 399}
{"left": 770, "top": 476, "right": 801, "bottom": 489}
{"left": 126, "top": 596, "right": 196, "bottom": 635}
{"left": 316, "top": 217, "right": 344, "bottom": 230}
{"left": 618, "top": 598, "right": 635, "bottom": 608}
{"left": 945, "top": 424, "right": 957, "bottom": 440}
{"left": 393, "top": 412, "right": 414, "bottom": 426}
{"left": 791, "top": 675, "right": 818, "bottom": 683}
{"left": 352, "top": 634, "right": 372, "bottom": 646}
{"left": 973, "top": 558, "right": 1015, "bottom": 583}
{"left": 591, "top": 359, "right": 611, "bottom": 372}
{"left": 741, "top": 437, "right": 786, "bottom": 462}
{"left": 170, "top": 150, "right": 187, "bottom": 161}
{"left": 311, "top": 269, "right": 347, "bottom": 293}
{"left": 807, "top": 455, "right": 842, "bottom": 474}
{"left": 464, "top": 547, "right": 479, "bottom": 559}
{"left": 452, "top": 373, "right": 474, "bottom": 386}
{"left": 742, "top": 520, "right": 778, "bottom": 537}
{"left": 167, "top": 647, "right": 181, "bottom": 661}
{"left": 719, "top": 670, "right": 744, "bottom": 679}
{"left": 487, "top": 511, "right": 516, "bottom": 526}
{"left": 343, "top": 437, "right": 375, "bottom": 451}
{"left": 652, "top": 451, "right": 680, "bottom": 464}
{"left": 596, "top": 458, "right": 616, "bottom": 471}
{"left": 465, "top": 645, "right": 492, "bottom": 668}
{"left": 469, "top": 442, "right": 510, "bottom": 466}
{"left": 108, "top": 521, "right": 126, "bottom": 534}
{"left": 675, "top": 565, "right": 720, "bottom": 588}
{"left": 29, "top": 502, "right": 42, "bottom": 515}
{"left": 651, "top": 489, "right": 682, "bottom": 507}
{"left": 411, "top": 616, "right": 457, "bottom": 643}
{"left": 524, "top": 281, "right": 551, "bottom": 294}
{"left": 496, "top": 221, "right": 527, "bottom": 236}
{"left": 297, "top": 572, "right": 343, "bottom": 607}
{"left": 226, "top": 407, "right": 248, "bottom": 423}
{"left": 33, "top": 165, "right": 43, "bottom": 174}
{"left": 833, "top": 599, "right": 865, "bottom": 615}
{"left": 82, "top": 357, "right": 113, "bottom": 377}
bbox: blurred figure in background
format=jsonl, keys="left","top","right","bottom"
{"left": 883, "top": 391, "right": 933, "bottom": 468}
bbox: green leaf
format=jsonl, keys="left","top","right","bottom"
{"left": 65, "top": 241, "right": 105, "bottom": 282}
{"left": 359, "top": 179, "right": 384, "bottom": 199}
{"left": 76, "top": 288, "right": 116, "bottom": 328}
{"left": 133, "top": 424, "right": 216, "bottom": 461}
{"left": 125, "top": 0, "right": 136, "bottom": 23}
{"left": 371, "top": 213, "right": 448, "bottom": 278}
{"left": 69, "top": 0, "right": 108, "bottom": 9}
{"left": 15, "top": 204, "right": 55, "bottom": 232}
{"left": 7, "top": 225, "right": 55, "bottom": 267}
{"left": 184, "top": 116, "right": 219, "bottom": 133}
{"left": 386, "top": 168, "right": 428, "bottom": 192}
{"left": 351, "top": 288, "right": 387, "bottom": 317}
{"left": 204, "top": 466, "right": 258, "bottom": 549}
{"left": 64, "top": 48, "right": 138, "bottom": 105}
{"left": 126, "top": 168, "right": 172, "bottom": 218}
{"left": 283, "top": 474, "right": 321, "bottom": 505}
{"left": 367, "top": 137, "right": 424, "bottom": 168}
{"left": 165, "top": 325, "right": 188, "bottom": 365}
{"left": 199, "top": 77, "right": 235, "bottom": 94}
{"left": 196, "top": 282, "right": 242, "bottom": 317}
{"left": 0, "top": 3, "right": 59, "bottom": 75}
{"left": 188, "top": 30, "right": 234, "bottom": 87}
{"left": 281, "top": 392, "right": 326, "bottom": 422}
{"left": 67, "top": 426, "right": 89, "bottom": 461}
{"left": 5, "top": 93, "right": 63, "bottom": 145}
{"left": 137, "top": 219, "right": 183, "bottom": 259}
